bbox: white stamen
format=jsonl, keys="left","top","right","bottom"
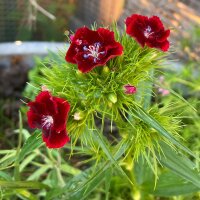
{"left": 83, "top": 42, "right": 105, "bottom": 62}
{"left": 144, "top": 26, "right": 154, "bottom": 38}
{"left": 41, "top": 115, "right": 53, "bottom": 129}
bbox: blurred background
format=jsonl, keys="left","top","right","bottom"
{"left": 0, "top": 0, "right": 200, "bottom": 148}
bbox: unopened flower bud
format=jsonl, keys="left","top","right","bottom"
{"left": 108, "top": 93, "right": 117, "bottom": 104}
{"left": 158, "top": 88, "right": 170, "bottom": 96}
{"left": 74, "top": 111, "right": 84, "bottom": 121}
{"left": 41, "top": 85, "right": 50, "bottom": 92}
{"left": 69, "top": 34, "right": 74, "bottom": 42}
{"left": 64, "top": 30, "right": 70, "bottom": 36}
{"left": 102, "top": 66, "right": 110, "bottom": 75}
{"left": 108, "top": 102, "right": 113, "bottom": 108}
{"left": 76, "top": 70, "right": 84, "bottom": 77}
{"left": 158, "top": 75, "right": 165, "bottom": 83}
{"left": 124, "top": 84, "right": 137, "bottom": 94}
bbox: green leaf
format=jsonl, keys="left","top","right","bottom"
{"left": 27, "top": 165, "right": 51, "bottom": 181}
{"left": 132, "top": 105, "right": 195, "bottom": 158}
{"left": 16, "top": 189, "right": 38, "bottom": 200}
{"left": 68, "top": 165, "right": 109, "bottom": 200}
{"left": 157, "top": 142, "right": 200, "bottom": 189}
{"left": 0, "top": 150, "right": 16, "bottom": 154}
{"left": 105, "top": 167, "right": 112, "bottom": 200}
{"left": 153, "top": 171, "right": 200, "bottom": 197}
{"left": 0, "top": 171, "right": 12, "bottom": 181}
{"left": 60, "top": 164, "right": 81, "bottom": 176}
{"left": 134, "top": 154, "right": 200, "bottom": 197}
{"left": 0, "top": 153, "right": 16, "bottom": 170}
{"left": 168, "top": 86, "right": 196, "bottom": 112}
{"left": 134, "top": 156, "right": 154, "bottom": 186}
{"left": 14, "top": 128, "right": 31, "bottom": 140}
{"left": 0, "top": 180, "right": 49, "bottom": 189}
{"left": 19, "top": 153, "right": 37, "bottom": 172}
{"left": 19, "top": 130, "right": 43, "bottom": 162}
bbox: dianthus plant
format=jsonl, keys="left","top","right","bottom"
{"left": 25, "top": 14, "right": 200, "bottom": 199}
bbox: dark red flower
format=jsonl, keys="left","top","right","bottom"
{"left": 65, "top": 27, "right": 123, "bottom": 73}
{"left": 124, "top": 84, "right": 137, "bottom": 94}
{"left": 125, "top": 14, "right": 170, "bottom": 51}
{"left": 27, "top": 91, "right": 70, "bottom": 148}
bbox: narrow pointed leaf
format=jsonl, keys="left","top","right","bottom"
{"left": 0, "top": 180, "right": 49, "bottom": 189}
{"left": 157, "top": 142, "right": 200, "bottom": 188}
{"left": 153, "top": 171, "right": 200, "bottom": 197}
{"left": 19, "top": 130, "right": 43, "bottom": 162}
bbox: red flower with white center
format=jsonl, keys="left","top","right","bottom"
{"left": 27, "top": 91, "right": 70, "bottom": 148}
{"left": 65, "top": 27, "right": 123, "bottom": 73}
{"left": 125, "top": 14, "right": 170, "bottom": 52}
{"left": 124, "top": 84, "right": 137, "bottom": 94}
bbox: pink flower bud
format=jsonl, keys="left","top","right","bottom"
{"left": 69, "top": 34, "right": 75, "bottom": 42}
{"left": 158, "top": 88, "right": 170, "bottom": 96}
{"left": 124, "top": 84, "right": 137, "bottom": 94}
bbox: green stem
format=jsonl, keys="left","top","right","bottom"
{"left": 125, "top": 155, "right": 141, "bottom": 200}
{"left": 55, "top": 149, "right": 65, "bottom": 187}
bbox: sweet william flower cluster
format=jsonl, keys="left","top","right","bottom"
{"left": 27, "top": 14, "right": 170, "bottom": 148}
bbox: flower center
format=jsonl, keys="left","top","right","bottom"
{"left": 144, "top": 26, "right": 154, "bottom": 38}
{"left": 83, "top": 42, "right": 106, "bottom": 63}
{"left": 41, "top": 115, "right": 53, "bottom": 129}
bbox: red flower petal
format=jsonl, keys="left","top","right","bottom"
{"left": 125, "top": 14, "right": 148, "bottom": 47}
{"left": 97, "top": 28, "right": 115, "bottom": 45}
{"left": 75, "top": 52, "right": 97, "bottom": 73}
{"left": 27, "top": 111, "right": 42, "bottom": 129}
{"left": 148, "top": 16, "right": 164, "bottom": 32}
{"left": 53, "top": 97, "right": 70, "bottom": 132}
{"left": 35, "top": 91, "right": 57, "bottom": 115}
{"left": 157, "top": 30, "right": 170, "bottom": 42}
{"left": 65, "top": 43, "right": 78, "bottom": 64}
{"left": 42, "top": 129, "right": 70, "bottom": 148}
{"left": 74, "top": 27, "right": 101, "bottom": 45}
{"left": 106, "top": 44, "right": 124, "bottom": 58}
{"left": 146, "top": 39, "right": 169, "bottom": 52}
{"left": 27, "top": 101, "right": 47, "bottom": 115}
{"left": 159, "top": 40, "right": 170, "bottom": 52}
